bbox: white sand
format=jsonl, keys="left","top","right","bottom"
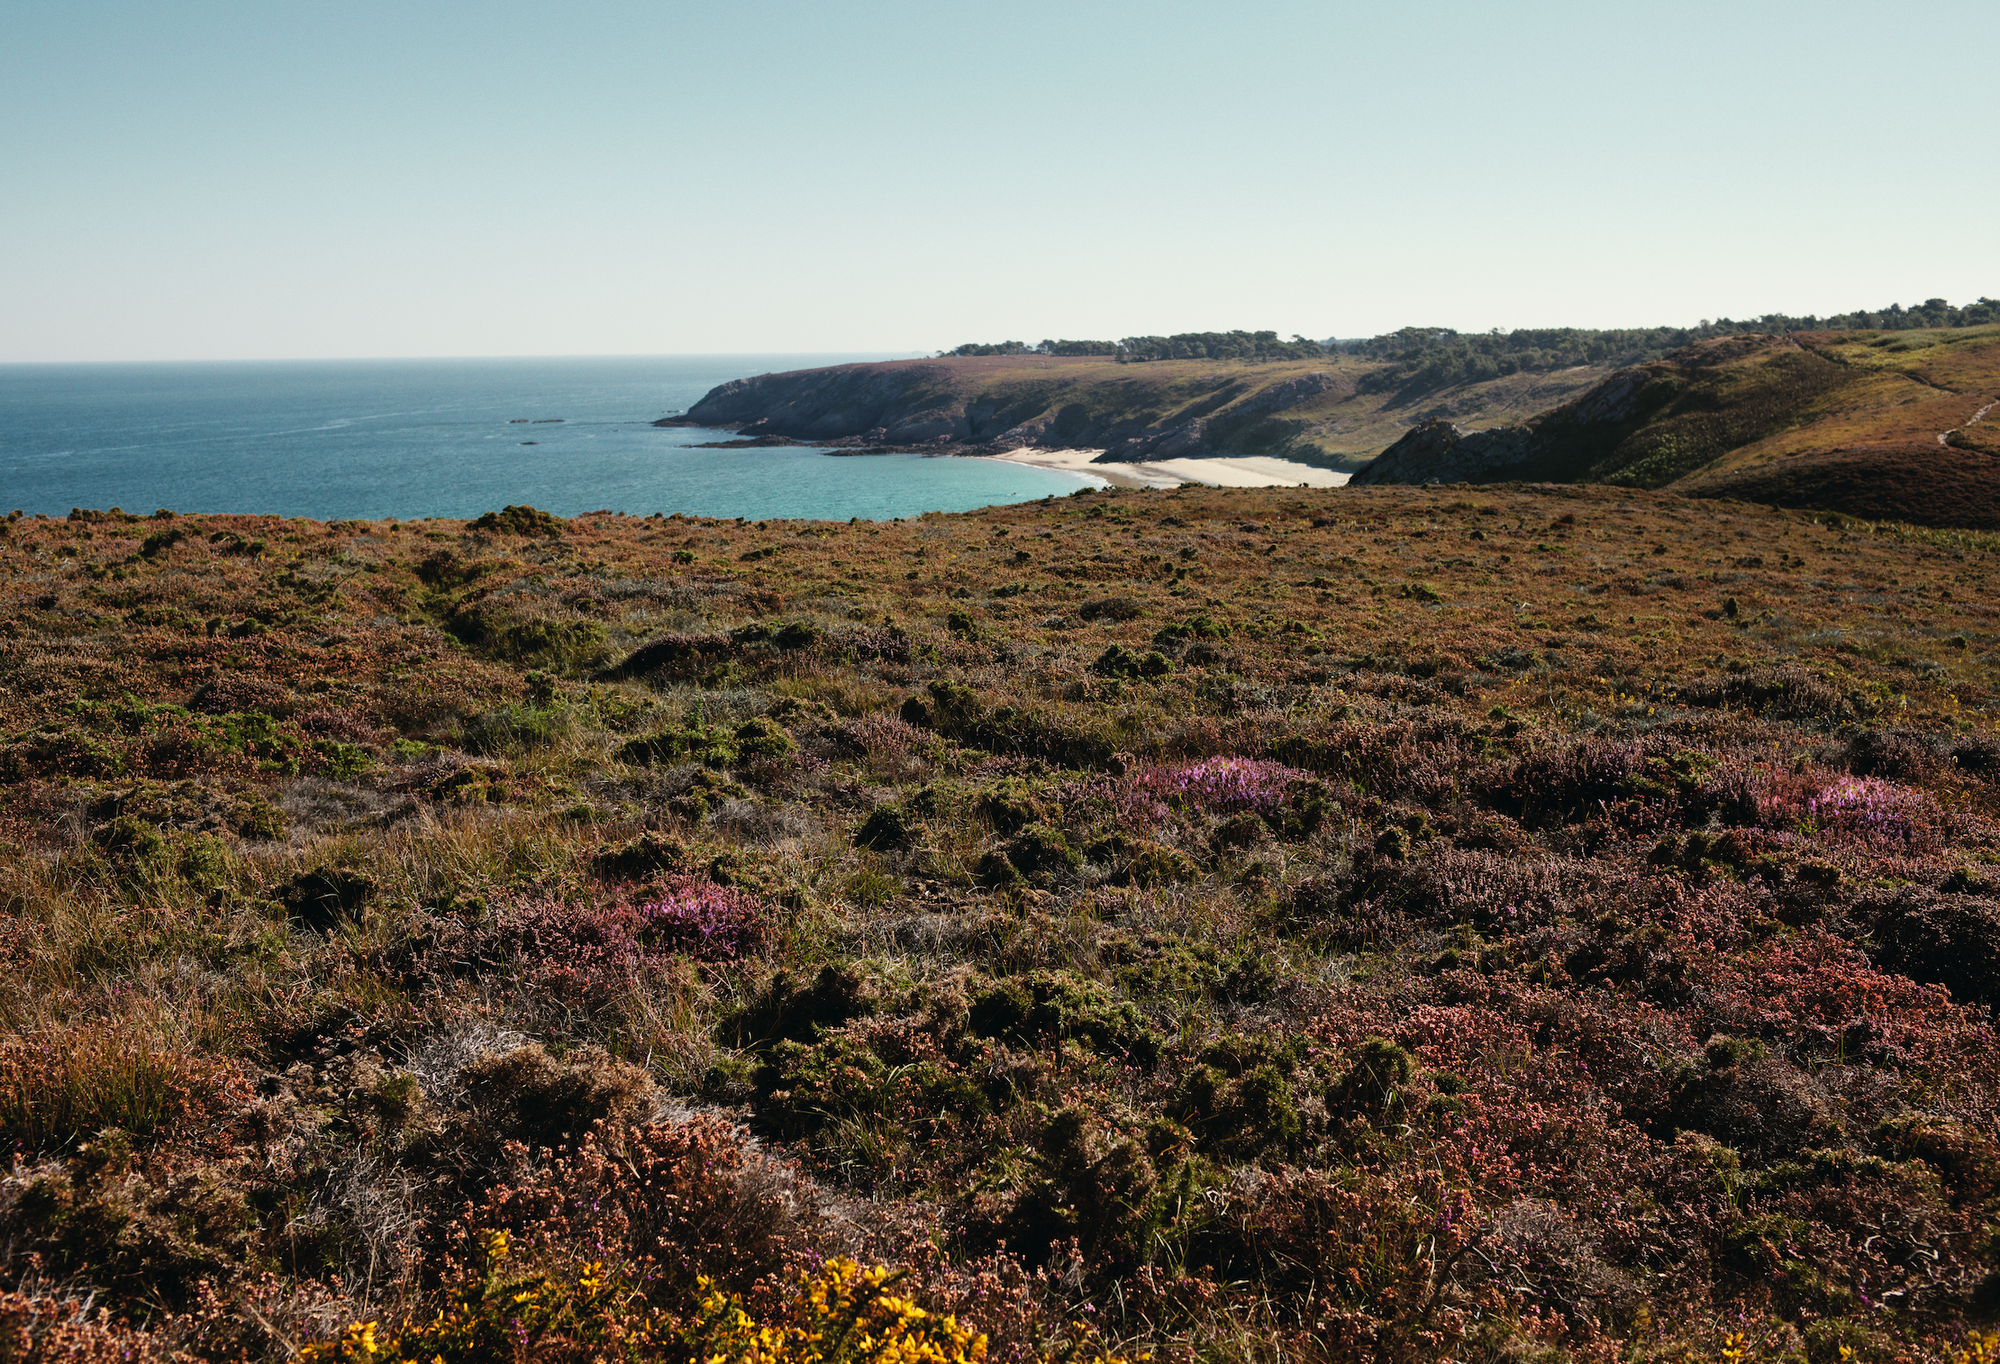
{"left": 982, "top": 446, "right": 1349, "bottom": 491}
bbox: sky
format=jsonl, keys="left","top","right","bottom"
{"left": 3, "top": 0, "right": 1995, "bottom": 362}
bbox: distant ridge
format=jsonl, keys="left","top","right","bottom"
{"left": 1353, "top": 321, "right": 2000, "bottom": 529}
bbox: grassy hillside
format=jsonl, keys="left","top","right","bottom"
{"left": 6, "top": 491, "right": 2000, "bottom": 1361}
{"left": 1357, "top": 326, "right": 2000, "bottom": 526}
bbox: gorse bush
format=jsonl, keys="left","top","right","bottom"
{"left": 303, "top": 1242, "right": 1131, "bottom": 1364}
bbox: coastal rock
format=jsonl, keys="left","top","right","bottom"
{"left": 670, "top": 358, "right": 1351, "bottom": 467}
{"left": 1228, "top": 370, "right": 1338, "bottom": 420}
{"left": 1102, "top": 418, "right": 1211, "bottom": 463}
{"left": 1350, "top": 417, "right": 1539, "bottom": 485}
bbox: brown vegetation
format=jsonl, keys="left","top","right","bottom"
{"left": 2, "top": 486, "right": 2000, "bottom": 1361}
{"left": 1694, "top": 445, "right": 2000, "bottom": 530}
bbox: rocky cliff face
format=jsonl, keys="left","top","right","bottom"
{"left": 671, "top": 361, "right": 1342, "bottom": 461}
{"left": 678, "top": 363, "right": 974, "bottom": 445}
{"left": 1346, "top": 418, "right": 1531, "bottom": 485}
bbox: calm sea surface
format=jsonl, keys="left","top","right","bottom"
{"left": 0, "top": 355, "right": 1097, "bottom": 521}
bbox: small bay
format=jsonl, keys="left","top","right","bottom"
{"left": 0, "top": 355, "right": 1096, "bottom": 521}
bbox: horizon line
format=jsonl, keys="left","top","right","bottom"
{"left": 0, "top": 350, "right": 935, "bottom": 368}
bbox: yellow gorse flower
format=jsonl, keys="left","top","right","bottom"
{"left": 306, "top": 1252, "right": 1131, "bottom": 1364}
{"left": 297, "top": 1320, "right": 380, "bottom": 1363}
{"left": 686, "top": 1258, "right": 990, "bottom": 1364}
{"left": 1957, "top": 1333, "right": 2000, "bottom": 1364}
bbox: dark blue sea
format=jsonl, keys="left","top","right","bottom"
{"left": 0, "top": 355, "right": 1097, "bottom": 522}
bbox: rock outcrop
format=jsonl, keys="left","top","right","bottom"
{"left": 675, "top": 363, "right": 973, "bottom": 445}
{"left": 1347, "top": 418, "right": 1521, "bottom": 485}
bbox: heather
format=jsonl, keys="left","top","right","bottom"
{"left": 2, "top": 484, "right": 2000, "bottom": 1362}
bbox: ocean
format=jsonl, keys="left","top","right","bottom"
{"left": 0, "top": 355, "right": 1099, "bottom": 522}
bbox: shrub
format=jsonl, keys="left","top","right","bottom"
{"left": 589, "top": 832, "right": 690, "bottom": 880}
{"left": 855, "top": 803, "right": 914, "bottom": 852}
{"left": 1115, "top": 840, "right": 1201, "bottom": 887}
{"left": 968, "top": 970, "right": 1160, "bottom": 1066}
{"left": 1843, "top": 727, "right": 1941, "bottom": 780}
{"left": 1153, "top": 613, "right": 1229, "bottom": 646}
{"left": 0, "top": 1289, "right": 172, "bottom": 1362}
{"left": 900, "top": 682, "right": 1115, "bottom": 769}
{"left": 1090, "top": 645, "right": 1171, "bottom": 679}
{"left": 453, "top": 1044, "right": 654, "bottom": 1156}
{"left": 1008, "top": 823, "right": 1080, "bottom": 876}
{"left": 1078, "top": 596, "right": 1144, "bottom": 622}
{"left": 683, "top": 1258, "right": 996, "bottom": 1364}
{"left": 86, "top": 778, "right": 285, "bottom": 841}
{"left": 448, "top": 612, "right": 607, "bottom": 669}
{"left": 1325, "top": 1037, "right": 1414, "bottom": 1123}
{"left": 1170, "top": 1062, "right": 1304, "bottom": 1160}
{"left": 1951, "top": 733, "right": 2000, "bottom": 779}
{"left": 1675, "top": 665, "right": 1856, "bottom": 724}
{"left": 470, "top": 504, "right": 565, "bottom": 537}
{"left": 1756, "top": 771, "right": 1942, "bottom": 850}
{"left": 305, "top": 1245, "right": 1025, "bottom": 1364}
{"left": 277, "top": 866, "right": 378, "bottom": 931}
{"left": 600, "top": 632, "right": 733, "bottom": 681}
{"left": 774, "top": 620, "right": 822, "bottom": 650}
{"left": 137, "top": 527, "right": 186, "bottom": 559}
{"left": 633, "top": 877, "right": 767, "bottom": 960}
{"left": 988, "top": 1105, "right": 1159, "bottom": 1264}
{"left": 459, "top": 702, "right": 568, "bottom": 754}
{"left": 733, "top": 715, "right": 794, "bottom": 759}
{"left": 725, "top": 965, "right": 882, "bottom": 1049}
{"left": 1483, "top": 737, "right": 1712, "bottom": 826}
{"left": 1857, "top": 886, "right": 2000, "bottom": 1007}
{"left": 1134, "top": 756, "right": 1313, "bottom": 818}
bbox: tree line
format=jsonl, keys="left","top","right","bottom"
{"left": 940, "top": 297, "right": 1998, "bottom": 379}
{"left": 1340, "top": 297, "right": 2000, "bottom": 393}
{"left": 943, "top": 331, "right": 1327, "bottom": 361}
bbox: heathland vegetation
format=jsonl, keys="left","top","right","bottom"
{"left": 6, "top": 484, "right": 2000, "bottom": 1362}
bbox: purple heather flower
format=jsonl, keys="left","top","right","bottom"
{"left": 1135, "top": 757, "right": 1313, "bottom": 817}
{"left": 632, "top": 877, "right": 764, "bottom": 960}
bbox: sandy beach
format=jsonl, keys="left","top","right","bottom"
{"left": 980, "top": 446, "right": 1350, "bottom": 491}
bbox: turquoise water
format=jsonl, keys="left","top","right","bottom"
{"left": 0, "top": 355, "right": 1098, "bottom": 521}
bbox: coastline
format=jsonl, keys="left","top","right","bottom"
{"left": 976, "top": 445, "right": 1351, "bottom": 490}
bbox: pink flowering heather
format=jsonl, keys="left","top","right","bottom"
{"left": 1757, "top": 771, "right": 1938, "bottom": 849}
{"left": 1134, "top": 757, "right": 1314, "bottom": 817}
{"left": 633, "top": 877, "right": 766, "bottom": 960}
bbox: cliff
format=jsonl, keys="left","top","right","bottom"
{"left": 668, "top": 353, "right": 1613, "bottom": 469}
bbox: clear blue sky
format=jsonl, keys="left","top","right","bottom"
{"left": 4, "top": 0, "right": 1993, "bottom": 361}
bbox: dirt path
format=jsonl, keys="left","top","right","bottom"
{"left": 1936, "top": 398, "right": 2000, "bottom": 446}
